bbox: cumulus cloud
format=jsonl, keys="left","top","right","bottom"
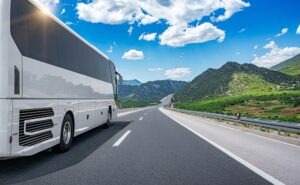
{"left": 254, "top": 45, "right": 259, "bottom": 49}
{"left": 148, "top": 67, "right": 163, "bottom": 72}
{"left": 122, "top": 49, "right": 144, "bottom": 60}
{"left": 164, "top": 68, "right": 191, "bottom": 79}
{"left": 210, "top": 0, "right": 250, "bottom": 22}
{"left": 251, "top": 41, "right": 300, "bottom": 68}
{"left": 297, "top": 25, "right": 300, "bottom": 35}
{"left": 159, "top": 23, "right": 225, "bottom": 47}
{"left": 76, "top": 0, "right": 250, "bottom": 47}
{"left": 275, "top": 28, "right": 288, "bottom": 37}
{"left": 77, "top": 0, "right": 250, "bottom": 25}
{"left": 139, "top": 33, "right": 157, "bottom": 41}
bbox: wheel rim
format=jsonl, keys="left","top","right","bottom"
{"left": 63, "top": 121, "right": 72, "bottom": 144}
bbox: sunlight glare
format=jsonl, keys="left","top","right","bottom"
{"left": 31, "top": 0, "right": 56, "bottom": 15}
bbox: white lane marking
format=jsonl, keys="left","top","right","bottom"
{"left": 113, "top": 130, "right": 131, "bottom": 147}
{"left": 160, "top": 108, "right": 285, "bottom": 185}
{"left": 118, "top": 108, "right": 148, "bottom": 117}
{"left": 245, "top": 132, "right": 300, "bottom": 149}
{"left": 139, "top": 117, "right": 143, "bottom": 121}
{"left": 171, "top": 109, "right": 300, "bottom": 149}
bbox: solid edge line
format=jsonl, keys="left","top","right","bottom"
{"left": 178, "top": 109, "right": 300, "bottom": 149}
{"left": 159, "top": 108, "right": 285, "bottom": 185}
{"left": 113, "top": 130, "right": 132, "bottom": 147}
{"left": 179, "top": 110, "right": 300, "bottom": 149}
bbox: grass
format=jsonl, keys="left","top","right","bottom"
{"left": 278, "top": 60, "right": 300, "bottom": 76}
{"left": 117, "top": 100, "right": 159, "bottom": 108}
{"left": 175, "top": 91, "right": 300, "bottom": 123}
{"left": 227, "top": 73, "right": 276, "bottom": 96}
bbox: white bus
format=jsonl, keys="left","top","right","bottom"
{"left": 0, "top": 0, "right": 121, "bottom": 158}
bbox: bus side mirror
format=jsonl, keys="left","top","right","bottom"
{"left": 115, "top": 71, "right": 123, "bottom": 86}
{"left": 114, "top": 71, "right": 123, "bottom": 99}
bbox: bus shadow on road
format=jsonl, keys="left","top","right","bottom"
{"left": 0, "top": 120, "right": 132, "bottom": 185}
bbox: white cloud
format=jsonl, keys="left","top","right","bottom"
{"left": 139, "top": 15, "right": 159, "bottom": 25}
{"left": 164, "top": 68, "right": 191, "bottom": 79}
{"left": 297, "top": 25, "right": 300, "bottom": 35}
{"left": 77, "top": 1, "right": 139, "bottom": 24}
{"left": 139, "top": 33, "right": 157, "bottom": 41}
{"left": 235, "top": 52, "right": 240, "bottom": 55}
{"left": 239, "top": 28, "right": 246, "bottom": 33}
{"left": 254, "top": 45, "right": 259, "bottom": 49}
{"left": 210, "top": 0, "right": 250, "bottom": 22}
{"left": 65, "top": 21, "right": 73, "bottom": 25}
{"left": 107, "top": 46, "right": 113, "bottom": 53}
{"left": 263, "top": 41, "right": 276, "bottom": 49}
{"left": 159, "top": 23, "right": 225, "bottom": 47}
{"left": 77, "top": 0, "right": 250, "bottom": 25}
{"left": 61, "top": 8, "right": 66, "bottom": 15}
{"left": 128, "top": 26, "right": 134, "bottom": 36}
{"left": 251, "top": 41, "right": 300, "bottom": 68}
{"left": 148, "top": 67, "right": 163, "bottom": 72}
{"left": 275, "top": 28, "right": 288, "bottom": 37}
{"left": 35, "top": 0, "right": 60, "bottom": 7}
{"left": 76, "top": 0, "right": 250, "bottom": 47}
{"left": 107, "top": 42, "right": 117, "bottom": 53}
{"left": 122, "top": 49, "right": 144, "bottom": 60}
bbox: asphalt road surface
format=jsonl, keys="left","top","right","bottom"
{"left": 1, "top": 105, "right": 298, "bottom": 185}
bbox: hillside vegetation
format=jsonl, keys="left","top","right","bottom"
{"left": 270, "top": 53, "right": 300, "bottom": 77}
{"left": 174, "top": 62, "right": 295, "bottom": 102}
{"left": 176, "top": 91, "right": 300, "bottom": 123}
{"left": 174, "top": 62, "right": 300, "bottom": 123}
{"left": 119, "top": 80, "right": 187, "bottom": 101}
{"left": 228, "top": 73, "right": 276, "bottom": 96}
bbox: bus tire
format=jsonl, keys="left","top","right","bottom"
{"left": 56, "top": 114, "right": 74, "bottom": 152}
{"left": 104, "top": 108, "right": 112, "bottom": 128}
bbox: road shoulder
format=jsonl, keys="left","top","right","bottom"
{"left": 160, "top": 107, "right": 300, "bottom": 185}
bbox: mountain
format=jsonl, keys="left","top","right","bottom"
{"left": 119, "top": 80, "right": 187, "bottom": 101}
{"left": 121, "top": 79, "right": 142, "bottom": 86}
{"left": 270, "top": 53, "right": 300, "bottom": 77}
{"left": 174, "top": 62, "right": 297, "bottom": 102}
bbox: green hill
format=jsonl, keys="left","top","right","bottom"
{"left": 119, "top": 80, "right": 187, "bottom": 101}
{"left": 121, "top": 79, "right": 142, "bottom": 86}
{"left": 228, "top": 73, "right": 276, "bottom": 96}
{"left": 173, "top": 62, "right": 300, "bottom": 123}
{"left": 174, "top": 62, "right": 295, "bottom": 102}
{"left": 270, "top": 54, "right": 300, "bottom": 77}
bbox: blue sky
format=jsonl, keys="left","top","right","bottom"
{"left": 38, "top": 0, "right": 300, "bottom": 82}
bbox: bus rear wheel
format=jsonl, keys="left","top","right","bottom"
{"left": 56, "top": 114, "right": 74, "bottom": 152}
{"left": 104, "top": 108, "right": 112, "bottom": 128}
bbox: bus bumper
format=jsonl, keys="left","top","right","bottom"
{"left": 0, "top": 99, "right": 12, "bottom": 158}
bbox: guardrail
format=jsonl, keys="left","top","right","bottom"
{"left": 167, "top": 107, "right": 300, "bottom": 133}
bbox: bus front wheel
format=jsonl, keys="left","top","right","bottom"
{"left": 56, "top": 114, "right": 74, "bottom": 152}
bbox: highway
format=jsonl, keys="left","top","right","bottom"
{"left": 1, "top": 104, "right": 299, "bottom": 185}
